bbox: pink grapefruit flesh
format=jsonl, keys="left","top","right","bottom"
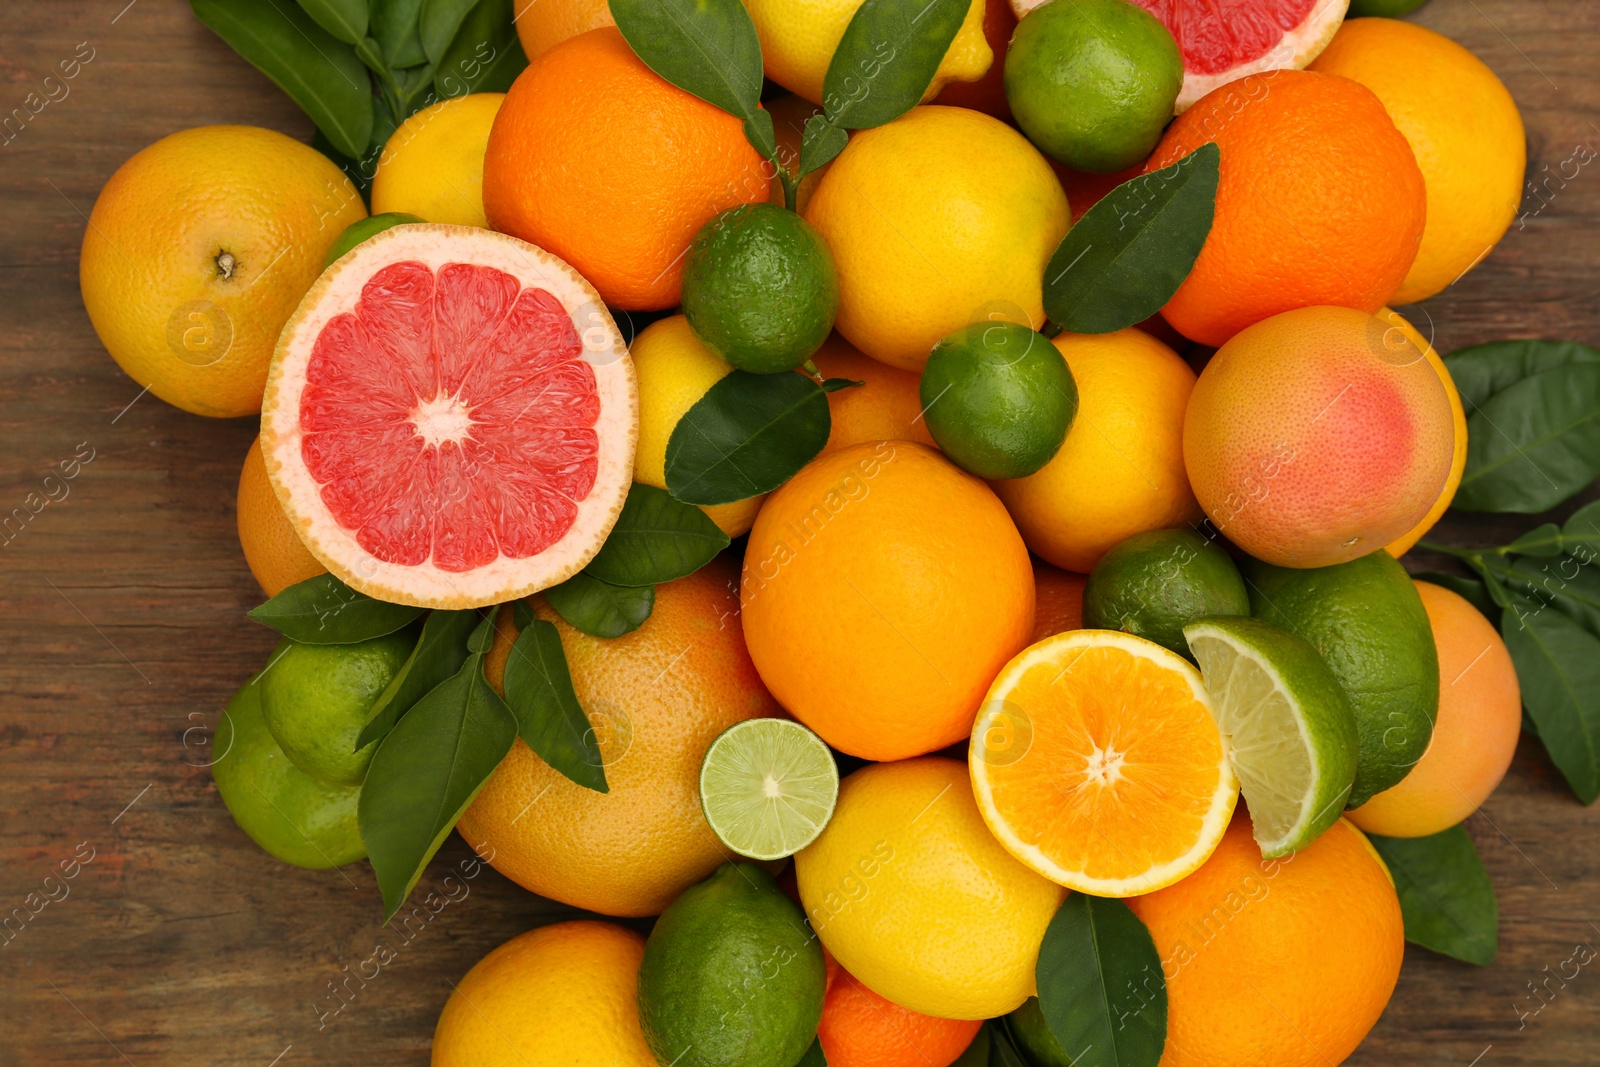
{"left": 262, "top": 224, "right": 637, "bottom": 609}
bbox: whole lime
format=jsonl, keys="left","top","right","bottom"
{"left": 211, "top": 666, "right": 366, "bottom": 869}
{"left": 1348, "top": 0, "right": 1430, "bottom": 14}
{"left": 680, "top": 202, "right": 839, "bottom": 373}
{"left": 638, "top": 862, "right": 826, "bottom": 1067}
{"left": 325, "top": 212, "right": 425, "bottom": 266}
{"left": 1082, "top": 528, "right": 1248, "bottom": 657}
{"left": 920, "top": 321, "right": 1077, "bottom": 479}
{"left": 1004, "top": 0, "right": 1184, "bottom": 173}
{"left": 259, "top": 631, "right": 414, "bottom": 785}
{"left": 1008, "top": 997, "right": 1071, "bottom": 1067}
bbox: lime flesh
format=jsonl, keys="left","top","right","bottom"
{"left": 699, "top": 718, "right": 839, "bottom": 861}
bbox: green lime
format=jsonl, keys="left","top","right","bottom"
{"left": 259, "top": 631, "right": 413, "bottom": 785}
{"left": 1007, "top": 997, "right": 1071, "bottom": 1066}
{"left": 1004, "top": 0, "right": 1184, "bottom": 173}
{"left": 680, "top": 202, "right": 838, "bottom": 373}
{"left": 700, "top": 718, "right": 839, "bottom": 861}
{"left": 1245, "top": 552, "right": 1439, "bottom": 808}
{"left": 1082, "top": 528, "right": 1249, "bottom": 657}
{"left": 920, "top": 322, "right": 1077, "bottom": 479}
{"left": 1185, "top": 616, "right": 1359, "bottom": 856}
{"left": 211, "top": 666, "right": 366, "bottom": 869}
{"left": 1348, "top": 0, "right": 1430, "bottom": 15}
{"left": 638, "top": 862, "right": 826, "bottom": 1067}
{"left": 325, "top": 212, "right": 425, "bottom": 266}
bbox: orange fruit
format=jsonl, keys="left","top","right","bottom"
{"left": 1030, "top": 558, "right": 1085, "bottom": 641}
{"left": 1384, "top": 307, "right": 1468, "bottom": 557}
{"left": 1182, "top": 306, "right": 1455, "bottom": 568}
{"left": 80, "top": 125, "right": 365, "bottom": 417}
{"left": 742, "top": 443, "right": 1033, "bottom": 761}
{"left": 1144, "top": 70, "right": 1426, "bottom": 346}
{"left": 811, "top": 334, "right": 938, "bottom": 454}
{"left": 1127, "top": 812, "right": 1404, "bottom": 1067}
{"left": 1348, "top": 581, "right": 1521, "bottom": 838}
{"left": 482, "top": 28, "right": 769, "bottom": 310}
{"left": 932, "top": 0, "right": 1017, "bottom": 120}
{"left": 458, "top": 557, "right": 780, "bottom": 916}
{"left": 819, "top": 964, "right": 983, "bottom": 1067}
{"left": 970, "top": 630, "right": 1237, "bottom": 895}
{"left": 236, "top": 435, "right": 326, "bottom": 598}
{"left": 513, "top": 0, "right": 614, "bottom": 60}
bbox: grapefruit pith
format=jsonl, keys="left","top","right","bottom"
{"left": 261, "top": 224, "right": 637, "bottom": 609}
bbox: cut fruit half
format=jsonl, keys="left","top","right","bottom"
{"left": 969, "top": 629, "right": 1238, "bottom": 896}
{"left": 700, "top": 718, "right": 839, "bottom": 861}
{"left": 262, "top": 224, "right": 637, "bottom": 609}
{"left": 1185, "top": 616, "right": 1358, "bottom": 858}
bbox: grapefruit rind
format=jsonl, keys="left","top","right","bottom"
{"left": 261, "top": 224, "right": 637, "bottom": 610}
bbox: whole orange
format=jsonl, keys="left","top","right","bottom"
{"left": 742, "top": 443, "right": 1033, "bottom": 761}
{"left": 811, "top": 334, "right": 937, "bottom": 455}
{"left": 819, "top": 965, "right": 983, "bottom": 1067}
{"left": 1031, "top": 558, "right": 1084, "bottom": 642}
{"left": 1127, "top": 813, "right": 1403, "bottom": 1067}
{"left": 236, "top": 435, "right": 326, "bottom": 598}
{"left": 513, "top": 0, "right": 614, "bottom": 60}
{"left": 482, "top": 28, "right": 769, "bottom": 310}
{"left": 1144, "top": 70, "right": 1426, "bottom": 347}
{"left": 458, "top": 557, "right": 780, "bottom": 916}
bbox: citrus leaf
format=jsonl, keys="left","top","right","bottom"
{"left": 248, "top": 573, "right": 424, "bottom": 644}
{"left": 1505, "top": 522, "right": 1564, "bottom": 557}
{"left": 798, "top": 113, "right": 849, "bottom": 181}
{"left": 546, "top": 572, "right": 656, "bottom": 638}
{"left": 418, "top": 0, "right": 479, "bottom": 64}
{"left": 356, "top": 609, "right": 481, "bottom": 750}
{"left": 1500, "top": 501, "right": 1600, "bottom": 558}
{"left": 585, "top": 483, "right": 731, "bottom": 586}
{"left": 794, "top": 1038, "right": 827, "bottom": 1067}
{"left": 950, "top": 1023, "right": 991, "bottom": 1067}
{"left": 665, "top": 371, "right": 832, "bottom": 505}
{"left": 190, "top": 0, "right": 374, "bottom": 158}
{"left": 988, "top": 1023, "right": 1029, "bottom": 1067}
{"left": 1506, "top": 555, "right": 1600, "bottom": 634}
{"left": 501, "top": 619, "right": 608, "bottom": 792}
{"left": 819, "top": 0, "right": 967, "bottom": 129}
{"left": 1368, "top": 826, "right": 1498, "bottom": 965}
{"left": 1501, "top": 604, "right": 1600, "bottom": 803}
{"left": 297, "top": 0, "right": 369, "bottom": 44}
{"left": 1452, "top": 361, "right": 1600, "bottom": 513}
{"left": 1042, "top": 143, "right": 1219, "bottom": 335}
{"left": 371, "top": 0, "right": 428, "bottom": 67}
{"left": 433, "top": 0, "right": 527, "bottom": 97}
{"left": 1411, "top": 572, "right": 1496, "bottom": 619}
{"left": 1036, "top": 893, "right": 1166, "bottom": 1067}
{"left": 1443, "top": 339, "right": 1600, "bottom": 412}
{"left": 358, "top": 651, "right": 516, "bottom": 918}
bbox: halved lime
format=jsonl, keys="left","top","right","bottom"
{"left": 1184, "top": 617, "right": 1359, "bottom": 858}
{"left": 699, "top": 719, "right": 839, "bottom": 861}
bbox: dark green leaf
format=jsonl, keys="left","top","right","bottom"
{"left": 359, "top": 652, "right": 516, "bottom": 918}
{"left": 313, "top": 128, "right": 375, "bottom": 203}
{"left": 356, "top": 609, "right": 480, "bottom": 749}
{"left": 191, "top": 0, "right": 374, "bottom": 158}
{"left": 820, "top": 0, "right": 967, "bottom": 129}
{"left": 546, "top": 573, "right": 655, "bottom": 638}
{"left": 371, "top": 0, "right": 428, "bottom": 67}
{"left": 1453, "top": 362, "right": 1600, "bottom": 513}
{"left": 1561, "top": 500, "right": 1600, "bottom": 553}
{"left": 793, "top": 1038, "right": 827, "bottom": 1067}
{"left": 798, "top": 113, "right": 849, "bottom": 180}
{"left": 1368, "top": 826, "right": 1498, "bottom": 965}
{"left": 821, "top": 377, "right": 864, "bottom": 393}
{"left": 1506, "top": 522, "right": 1564, "bottom": 557}
{"left": 418, "top": 0, "right": 479, "bottom": 64}
{"left": 1506, "top": 555, "right": 1600, "bottom": 634}
{"left": 355, "top": 34, "right": 391, "bottom": 79}
{"left": 466, "top": 608, "right": 498, "bottom": 653}
{"left": 501, "top": 619, "right": 608, "bottom": 791}
{"left": 585, "top": 484, "right": 730, "bottom": 586}
{"left": 512, "top": 600, "right": 536, "bottom": 631}
{"left": 1443, "top": 339, "right": 1600, "bottom": 412}
{"left": 1411, "top": 572, "right": 1496, "bottom": 619}
{"left": 248, "top": 573, "right": 424, "bottom": 644}
{"left": 433, "top": 0, "right": 527, "bottom": 97}
{"left": 1036, "top": 894, "right": 1166, "bottom": 1067}
{"left": 1501, "top": 605, "right": 1600, "bottom": 803}
{"left": 987, "top": 1022, "right": 1030, "bottom": 1067}
{"left": 1042, "top": 143, "right": 1219, "bottom": 335}
{"left": 297, "top": 0, "right": 369, "bottom": 43}
{"left": 666, "top": 371, "right": 832, "bottom": 505}
{"left": 951, "top": 1023, "right": 990, "bottom": 1067}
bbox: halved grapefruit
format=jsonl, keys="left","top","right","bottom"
{"left": 261, "top": 224, "right": 637, "bottom": 609}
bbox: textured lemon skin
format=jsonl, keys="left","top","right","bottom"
{"left": 371, "top": 93, "right": 505, "bottom": 228}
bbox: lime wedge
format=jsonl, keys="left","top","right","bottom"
{"left": 1184, "top": 617, "right": 1358, "bottom": 857}
{"left": 699, "top": 719, "right": 839, "bottom": 861}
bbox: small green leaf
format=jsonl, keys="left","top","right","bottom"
{"left": 356, "top": 609, "right": 480, "bottom": 749}
{"left": 418, "top": 0, "right": 480, "bottom": 64}
{"left": 951, "top": 1023, "right": 991, "bottom": 1067}
{"left": 666, "top": 371, "right": 832, "bottom": 505}
{"left": 433, "top": 0, "right": 527, "bottom": 97}
{"left": 1560, "top": 500, "right": 1600, "bottom": 552}
{"left": 988, "top": 1021, "right": 1033, "bottom": 1067}
{"left": 608, "top": 0, "right": 765, "bottom": 126}
{"left": 821, "top": 377, "right": 864, "bottom": 393}
{"left": 1443, "top": 339, "right": 1600, "bottom": 412}
{"left": 1368, "top": 825, "right": 1498, "bottom": 965}
{"left": 546, "top": 573, "right": 655, "bottom": 638}
{"left": 819, "top": 0, "right": 967, "bottom": 129}
{"left": 501, "top": 619, "right": 609, "bottom": 792}
{"left": 1411, "top": 572, "right": 1496, "bottom": 619}
{"left": 297, "top": 0, "right": 369, "bottom": 43}
{"left": 1505, "top": 522, "right": 1564, "bottom": 557}
{"left": 1036, "top": 893, "right": 1166, "bottom": 1067}
{"left": 1501, "top": 604, "right": 1600, "bottom": 803}
{"left": 793, "top": 1038, "right": 827, "bottom": 1067}
{"left": 371, "top": 0, "right": 428, "bottom": 67}
{"left": 248, "top": 573, "right": 424, "bottom": 644}
{"left": 585, "top": 484, "right": 730, "bottom": 586}
{"left": 1506, "top": 555, "right": 1600, "bottom": 634}
{"left": 798, "top": 113, "right": 849, "bottom": 180}
{"left": 1043, "top": 143, "right": 1219, "bottom": 335}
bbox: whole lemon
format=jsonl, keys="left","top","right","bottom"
{"left": 80, "top": 125, "right": 365, "bottom": 417}
{"left": 371, "top": 93, "right": 505, "bottom": 228}
{"left": 796, "top": 758, "right": 1066, "bottom": 1020}
{"left": 804, "top": 106, "right": 1070, "bottom": 370}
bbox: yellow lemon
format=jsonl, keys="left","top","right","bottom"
{"left": 371, "top": 93, "right": 505, "bottom": 227}
{"left": 1382, "top": 307, "right": 1468, "bottom": 557}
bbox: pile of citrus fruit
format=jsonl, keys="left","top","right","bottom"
{"left": 78, "top": 0, "right": 1559, "bottom": 1063}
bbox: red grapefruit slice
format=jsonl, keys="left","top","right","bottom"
{"left": 261, "top": 224, "right": 637, "bottom": 609}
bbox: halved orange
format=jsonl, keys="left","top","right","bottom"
{"left": 970, "top": 630, "right": 1238, "bottom": 897}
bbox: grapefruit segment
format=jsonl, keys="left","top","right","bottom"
{"left": 263, "top": 224, "right": 637, "bottom": 609}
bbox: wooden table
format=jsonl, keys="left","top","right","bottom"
{"left": 1, "top": 1, "right": 1596, "bottom": 1063}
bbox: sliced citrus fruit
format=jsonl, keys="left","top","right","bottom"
{"left": 261, "top": 224, "right": 637, "bottom": 609}
{"left": 1185, "top": 616, "right": 1359, "bottom": 858}
{"left": 700, "top": 718, "right": 839, "bottom": 861}
{"left": 970, "top": 629, "right": 1238, "bottom": 896}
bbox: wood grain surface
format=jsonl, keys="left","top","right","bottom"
{"left": 1, "top": 1, "right": 1597, "bottom": 1064}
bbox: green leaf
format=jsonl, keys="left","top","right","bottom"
{"left": 1443, "top": 339, "right": 1600, "bottom": 412}
{"left": 1368, "top": 826, "right": 1497, "bottom": 965}
{"left": 355, "top": 609, "right": 480, "bottom": 749}
{"left": 1036, "top": 893, "right": 1166, "bottom": 1067}
{"left": 1453, "top": 361, "right": 1600, "bottom": 513}
{"left": 988, "top": 1021, "right": 1032, "bottom": 1067}
{"left": 1042, "top": 143, "right": 1219, "bottom": 335}
{"left": 584, "top": 484, "right": 730, "bottom": 586}
{"left": 1411, "top": 572, "right": 1496, "bottom": 619}
{"left": 433, "top": 0, "right": 527, "bottom": 97}
{"left": 798, "top": 113, "right": 849, "bottom": 180}
{"left": 820, "top": 0, "right": 967, "bottom": 129}
{"left": 665, "top": 371, "right": 832, "bottom": 505}
{"left": 951, "top": 1023, "right": 990, "bottom": 1067}
{"left": 793, "top": 1038, "right": 827, "bottom": 1067}
{"left": 546, "top": 572, "right": 655, "bottom": 638}
{"left": 297, "top": 0, "right": 369, "bottom": 43}
{"left": 501, "top": 619, "right": 608, "bottom": 792}
{"left": 418, "top": 0, "right": 480, "bottom": 64}
{"left": 358, "top": 651, "right": 516, "bottom": 918}
{"left": 1506, "top": 555, "right": 1600, "bottom": 634}
{"left": 1505, "top": 522, "right": 1564, "bottom": 557}
{"left": 1561, "top": 500, "right": 1600, "bottom": 552}
{"left": 248, "top": 573, "right": 424, "bottom": 644}
{"left": 191, "top": 0, "right": 374, "bottom": 158}
{"left": 1501, "top": 604, "right": 1600, "bottom": 803}
{"left": 371, "top": 0, "right": 428, "bottom": 67}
